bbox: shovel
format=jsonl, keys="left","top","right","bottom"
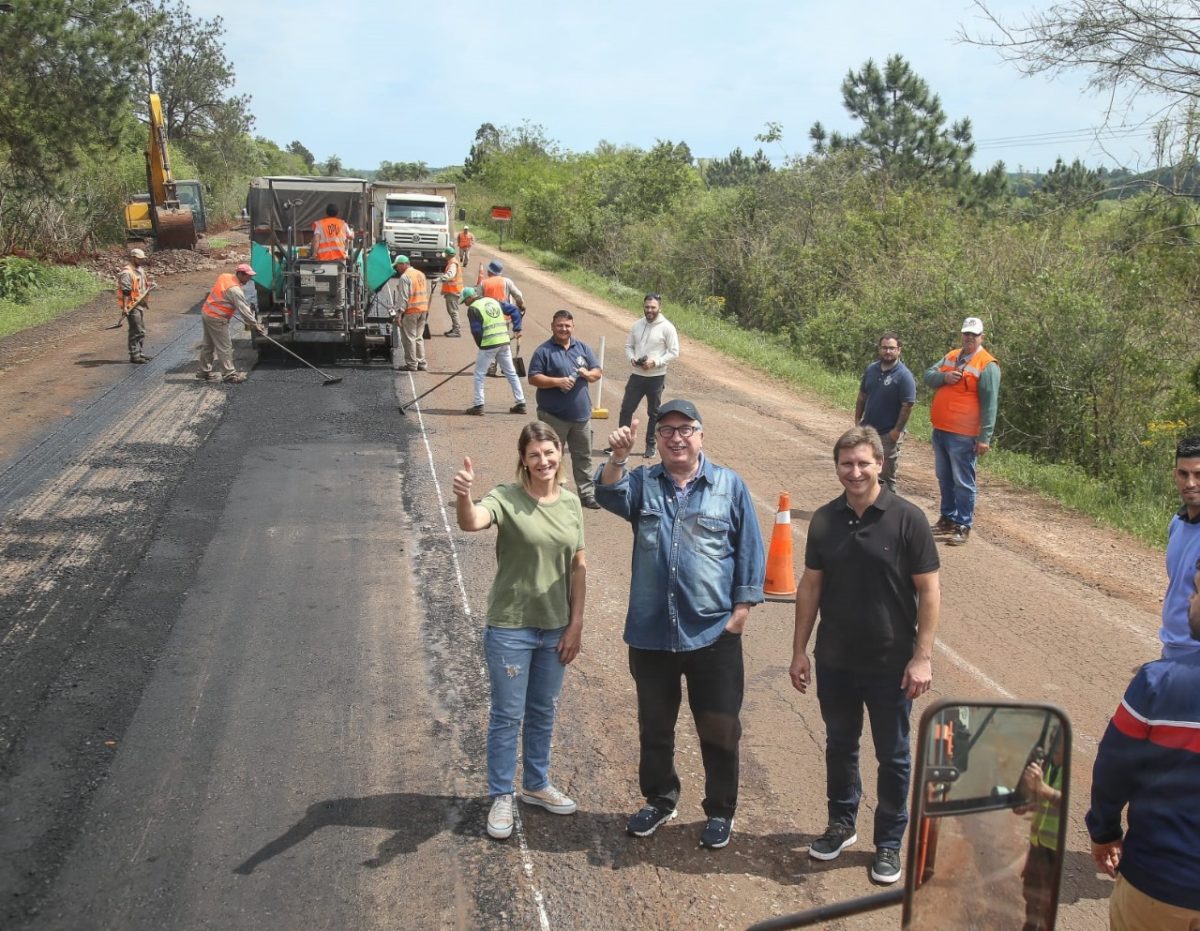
{"left": 103, "top": 284, "right": 158, "bottom": 330}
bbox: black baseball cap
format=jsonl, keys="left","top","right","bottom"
{"left": 657, "top": 399, "right": 702, "bottom": 425}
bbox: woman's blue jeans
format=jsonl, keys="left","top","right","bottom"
{"left": 484, "top": 625, "right": 566, "bottom": 798}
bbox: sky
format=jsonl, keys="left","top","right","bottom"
{"left": 193, "top": 0, "right": 1175, "bottom": 175}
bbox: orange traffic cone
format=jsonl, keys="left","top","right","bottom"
{"left": 763, "top": 492, "right": 797, "bottom": 596}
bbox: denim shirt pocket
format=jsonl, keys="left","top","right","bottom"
{"left": 691, "top": 513, "right": 734, "bottom": 561}
{"left": 636, "top": 506, "right": 663, "bottom": 551}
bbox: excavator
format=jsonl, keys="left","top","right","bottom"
{"left": 123, "top": 93, "right": 206, "bottom": 250}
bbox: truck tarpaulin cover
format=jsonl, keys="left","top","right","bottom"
{"left": 247, "top": 176, "right": 371, "bottom": 235}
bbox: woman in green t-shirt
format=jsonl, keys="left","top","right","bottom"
{"left": 453, "top": 421, "right": 587, "bottom": 840}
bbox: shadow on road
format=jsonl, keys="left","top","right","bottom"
{"left": 74, "top": 359, "right": 131, "bottom": 368}
{"left": 235, "top": 791, "right": 843, "bottom": 888}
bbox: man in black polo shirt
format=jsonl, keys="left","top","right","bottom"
{"left": 789, "top": 426, "right": 941, "bottom": 886}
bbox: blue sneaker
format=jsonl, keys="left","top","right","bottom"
{"left": 626, "top": 804, "right": 677, "bottom": 837}
{"left": 699, "top": 816, "right": 733, "bottom": 849}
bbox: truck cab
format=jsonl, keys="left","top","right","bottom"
{"left": 380, "top": 192, "right": 450, "bottom": 272}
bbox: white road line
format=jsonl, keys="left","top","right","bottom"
{"left": 405, "top": 379, "right": 552, "bottom": 931}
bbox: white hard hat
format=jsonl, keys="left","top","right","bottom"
{"left": 129, "top": 248, "right": 147, "bottom": 260}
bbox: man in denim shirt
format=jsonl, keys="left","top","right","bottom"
{"left": 594, "top": 399, "right": 765, "bottom": 850}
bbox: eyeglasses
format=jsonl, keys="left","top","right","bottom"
{"left": 656, "top": 424, "right": 698, "bottom": 439}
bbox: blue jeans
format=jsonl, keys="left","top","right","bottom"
{"left": 815, "top": 661, "right": 912, "bottom": 849}
{"left": 484, "top": 626, "right": 567, "bottom": 798}
{"left": 932, "top": 428, "right": 978, "bottom": 528}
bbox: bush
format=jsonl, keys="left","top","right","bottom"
{"left": 0, "top": 257, "right": 47, "bottom": 302}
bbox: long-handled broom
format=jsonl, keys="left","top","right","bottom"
{"left": 591, "top": 335, "right": 608, "bottom": 420}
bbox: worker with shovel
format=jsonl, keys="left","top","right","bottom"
{"left": 117, "top": 248, "right": 152, "bottom": 364}
{"left": 198, "top": 263, "right": 260, "bottom": 384}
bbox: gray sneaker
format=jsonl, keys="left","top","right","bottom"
{"left": 487, "top": 793, "right": 514, "bottom": 840}
{"left": 870, "top": 846, "right": 902, "bottom": 884}
{"left": 808, "top": 823, "right": 858, "bottom": 861}
{"left": 519, "top": 784, "right": 576, "bottom": 815}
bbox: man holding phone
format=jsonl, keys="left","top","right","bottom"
{"left": 528, "top": 310, "right": 604, "bottom": 508}
{"left": 616, "top": 294, "right": 680, "bottom": 460}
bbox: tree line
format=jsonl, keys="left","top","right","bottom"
{"left": 455, "top": 36, "right": 1200, "bottom": 509}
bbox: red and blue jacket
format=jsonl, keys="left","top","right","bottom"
{"left": 1086, "top": 650, "right": 1200, "bottom": 910}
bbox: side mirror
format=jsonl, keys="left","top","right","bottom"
{"left": 747, "top": 700, "right": 1071, "bottom": 931}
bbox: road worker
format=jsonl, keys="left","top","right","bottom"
{"left": 481, "top": 260, "right": 526, "bottom": 376}
{"left": 457, "top": 226, "right": 475, "bottom": 267}
{"left": 117, "top": 248, "right": 151, "bottom": 364}
{"left": 198, "top": 263, "right": 260, "bottom": 384}
{"left": 310, "top": 203, "right": 352, "bottom": 262}
{"left": 439, "top": 246, "right": 464, "bottom": 337}
{"left": 390, "top": 255, "right": 430, "bottom": 372}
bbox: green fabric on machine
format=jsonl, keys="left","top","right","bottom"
{"left": 250, "top": 241, "right": 282, "bottom": 293}
{"left": 364, "top": 241, "right": 396, "bottom": 293}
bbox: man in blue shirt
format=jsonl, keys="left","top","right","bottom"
{"left": 594, "top": 399, "right": 765, "bottom": 850}
{"left": 1087, "top": 588, "right": 1200, "bottom": 927}
{"left": 528, "top": 310, "right": 603, "bottom": 508}
{"left": 1161, "top": 436, "right": 1200, "bottom": 658}
{"left": 854, "top": 332, "right": 916, "bottom": 493}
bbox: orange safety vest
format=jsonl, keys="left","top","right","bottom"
{"left": 930, "top": 346, "right": 998, "bottom": 437}
{"left": 117, "top": 264, "right": 145, "bottom": 309}
{"left": 457, "top": 230, "right": 474, "bottom": 249}
{"left": 311, "top": 217, "right": 350, "bottom": 261}
{"left": 442, "top": 256, "right": 463, "bottom": 295}
{"left": 202, "top": 273, "right": 242, "bottom": 321}
{"left": 402, "top": 266, "right": 429, "bottom": 315}
{"left": 481, "top": 276, "right": 506, "bottom": 301}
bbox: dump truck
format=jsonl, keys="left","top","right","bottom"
{"left": 371, "top": 182, "right": 457, "bottom": 274}
{"left": 123, "top": 94, "right": 206, "bottom": 249}
{"left": 246, "top": 176, "right": 396, "bottom": 360}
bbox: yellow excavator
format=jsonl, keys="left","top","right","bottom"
{"left": 123, "top": 93, "right": 206, "bottom": 250}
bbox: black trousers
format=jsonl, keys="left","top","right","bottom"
{"left": 618, "top": 374, "right": 665, "bottom": 449}
{"left": 628, "top": 633, "right": 743, "bottom": 818}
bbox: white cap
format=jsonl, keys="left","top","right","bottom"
{"left": 129, "top": 248, "right": 147, "bottom": 260}
{"left": 961, "top": 317, "right": 984, "bottom": 335}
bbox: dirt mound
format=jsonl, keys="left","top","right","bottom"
{"left": 78, "top": 233, "right": 249, "bottom": 281}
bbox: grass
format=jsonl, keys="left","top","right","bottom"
{"left": 0, "top": 265, "right": 109, "bottom": 340}
{"left": 484, "top": 233, "right": 1170, "bottom": 548}
{"left": 204, "top": 237, "right": 231, "bottom": 250}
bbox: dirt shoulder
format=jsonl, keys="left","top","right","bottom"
{"left": 0, "top": 237, "right": 248, "bottom": 466}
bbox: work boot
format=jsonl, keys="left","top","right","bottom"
{"left": 397, "top": 364, "right": 418, "bottom": 372}
{"left": 417, "top": 362, "right": 428, "bottom": 371}
{"left": 195, "top": 369, "right": 215, "bottom": 381}
{"left": 465, "top": 405, "right": 485, "bottom": 416}
{"left": 509, "top": 402, "right": 527, "bottom": 414}
{"left": 223, "top": 371, "right": 248, "bottom": 384}
{"left": 946, "top": 525, "right": 971, "bottom": 546}
{"left": 130, "top": 356, "right": 147, "bottom": 364}
{"left": 486, "top": 366, "right": 499, "bottom": 378}
{"left": 930, "top": 516, "right": 956, "bottom": 536}
{"left": 443, "top": 328, "right": 461, "bottom": 338}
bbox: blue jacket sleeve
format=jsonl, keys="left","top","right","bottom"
{"left": 730, "top": 475, "right": 766, "bottom": 604}
{"left": 500, "top": 301, "right": 522, "bottom": 332}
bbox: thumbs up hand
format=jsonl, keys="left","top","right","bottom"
{"left": 453, "top": 456, "right": 474, "bottom": 498}
{"left": 607, "top": 418, "right": 638, "bottom": 459}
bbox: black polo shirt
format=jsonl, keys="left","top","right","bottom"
{"left": 805, "top": 486, "right": 940, "bottom": 674}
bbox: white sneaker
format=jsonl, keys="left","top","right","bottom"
{"left": 519, "top": 784, "right": 577, "bottom": 815}
{"left": 487, "top": 793, "right": 514, "bottom": 839}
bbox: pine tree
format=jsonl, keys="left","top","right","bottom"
{"left": 810, "top": 55, "right": 976, "bottom": 184}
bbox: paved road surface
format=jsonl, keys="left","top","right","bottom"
{"left": 0, "top": 247, "right": 1167, "bottom": 928}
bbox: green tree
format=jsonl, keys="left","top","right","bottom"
{"left": 321, "top": 154, "right": 344, "bottom": 176}
{"left": 1036, "top": 157, "right": 1105, "bottom": 209}
{"left": 0, "top": 1, "right": 144, "bottom": 187}
{"left": 133, "top": 0, "right": 253, "bottom": 142}
{"left": 463, "top": 122, "right": 500, "bottom": 179}
{"left": 377, "top": 160, "right": 430, "bottom": 181}
{"left": 810, "top": 54, "right": 976, "bottom": 184}
{"left": 702, "top": 147, "right": 774, "bottom": 188}
{"left": 287, "top": 140, "right": 316, "bottom": 171}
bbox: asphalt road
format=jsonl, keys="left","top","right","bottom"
{"left": 0, "top": 245, "right": 1169, "bottom": 929}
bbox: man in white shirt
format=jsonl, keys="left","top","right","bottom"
{"left": 617, "top": 293, "right": 680, "bottom": 459}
